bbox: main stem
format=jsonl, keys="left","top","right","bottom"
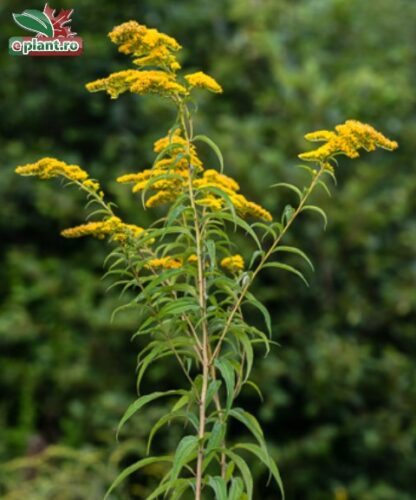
{"left": 179, "top": 104, "right": 210, "bottom": 499}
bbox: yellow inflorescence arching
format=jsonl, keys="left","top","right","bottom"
{"left": 61, "top": 216, "right": 144, "bottom": 242}
{"left": 15, "top": 157, "right": 89, "bottom": 182}
{"left": 86, "top": 69, "right": 188, "bottom": 100}
{"left": 147, "top": 256, "right": 183, "bottom": 270}
{"left": 299, "top": 120, "right": 398, "bottom": 163}
{"left": 184, "top": 71, "right": 223, "bottom": 93}
{"left": 221, "top": 255, "right": 245, "bottom": 273}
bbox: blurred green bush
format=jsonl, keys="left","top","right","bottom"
{"left": 1, "top": 0, "right": 415, "bottom": 498}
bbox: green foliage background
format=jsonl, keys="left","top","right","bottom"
{"left": 1, "top": 0, "right": 415, "bottom": 498}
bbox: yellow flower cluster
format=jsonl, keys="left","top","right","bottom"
{"left": 133, "top": 45, "right": 181, "bottom": 72}
{"left": 118, "top": 131, "right": 272, "bottom": 220}
{"left": 117, "top": 130, "right": 202, "bottom": 208}
{"left": 86, "top": 21, "right": 223, "bottom": 101}
{"left": 109, "top": 21, "right": 181, "bottom": 72}
{"left": 86, "top": 69, "right": 187, "bottom": 100}
{"left": 185, "top": 71, "right": 223, "bottom": 93}
{"left": 194, "top": 170, "right": 273, "bottom": 221}
{"left": 61, "top": 216, "right": 144, "bottom": 243}
{"left": 15, "top": 157, "right": 88, "bottom": 182}
{"left": 221, "top": 255, "right": 245, "bottom": 273}
{"left": 147, "top": 256, "right": 182, "bottom": 269}
{"left": 299, "top": 120, "right": 398, "bottom": 162}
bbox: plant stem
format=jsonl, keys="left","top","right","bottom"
{"left": 211, "top": 166, "right": 325, "bottom": 362}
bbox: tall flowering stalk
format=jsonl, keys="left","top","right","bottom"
{"left": 15, "top": 21, "right": 398, "bottom": 499}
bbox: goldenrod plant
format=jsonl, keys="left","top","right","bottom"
{"left": 15, "top": 21, "right": 398, "bottom": 500}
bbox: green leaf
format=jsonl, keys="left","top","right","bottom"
{"left": 206, "top": 421, "right": 226, "bottom": 457}
{"left": 245, "top": 292, "right": 272, "bottom": 335}
{"left": 263, "top": 262, "right": 309, "bottom": 287}
{"left": 271, "top": 182, "right": 302, "bottom": 201}
{"left": 234, "top": 443, "right": 285, "bottom": 499}
{"left": 104, "top": 455, "right": 172, "bottom": 500}
{"left": 146, "top": 412, "right": 186, "bottom": 455}
{"left": 206, "top": 379, "right": 222, "bottom": 407}
{"left": 229, "top": 408, "right": 265, "bottom": 449}
{"left": 147, "top": 479, "right": 189, "bottom": 500}
{"left": 208, "top": 476, "right": 228, "bottom": 499}
{"left": 13, "top": 9, "right": 54, "bottom": 37}
{"left": 215, "top": 358, "right": 236, "bottom": 410}
{"left": 223, "top": 449, "right": 253, "bottom": 499}
{"left": 281, "top": 204, "right": 295, "bottom": 225}
{"left": 317, "top": 179, "right": 332, "bottom": 197}
{"left": 274, "top": 245, "right": 314, "bottom": 271}
{"left": 232, "top": 329, "right": 254, "bottom": 382}
{"left": 301, "top": 204, "right": 328, "bottom": 229}
{"left": 243, "top": 380, "right": 264, "bottom": 402}
{"left": 193, "top": 134, "right": 224, "bottom": 172}
{"left": 228, "top": 477, "right": 244, "bottom": 500}
{"left": 117, "top": 390, "right": 186, "bottom": 438}
{"left": 170, "top": 435, "right": 199, "bottom": 482}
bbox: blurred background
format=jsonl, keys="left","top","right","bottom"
{"left": 1, "top": 0, "right": 415, "bottom": 498}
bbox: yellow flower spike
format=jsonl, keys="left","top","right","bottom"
{"left": 299, "top": 120, "right": 398, "bottom": 163}
{"left": 15, "top": 157, "right": 89, "bottom": 182}
{"left": 147, "top": 257, "right": 182, "bottom": 270}
{"left": 196, "top": 196, "right": 224, "bottom": 211}
{"left": 185, "top": 71, "right": 223, "bottom": 94}
{"left": 221, "top": 255, "right": 245, "bottom": 273}
{"left": 86, "top": 69, "right": 187, "bottom": 100}
{"left": 145, "top": 190, "right": 178, "bottom": 208}
{"left": 61, "top": 216, "right": 144, "bottom": 243}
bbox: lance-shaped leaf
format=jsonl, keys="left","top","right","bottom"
{"left": 13, "top": 9, "right": 54, "bottom": 37}
{"left": 208, "top": 476, "right": 228, "bottom": 499}
{"left": 104, "top": 455, "right": 172, "bottom": 500}
{"left": 301, "top": 204, "right": 328, "bottom": 229}
{"left": 228, "top": 477, "right": 245, "bottom": 499}
{"left": 273, "top": 245, "right": 315, "bottom": 271}
{"left": 263, "top": 262, "right": 309, "bottom": 287}
{"left": 223, "top": 449, "right": 253, "bottom": 499}
{"left": 193, "top": 134, "right": 224, "bottom": 172}
{"left": 117, "top": 390, "right": 186, "bottom": 438}
{"left": 170, "top": 435, "right": 199, "bottom": 482}
{"left": 234, "top": 443, "right": 285, "bottom": 499}
{"left": 215, "top": 358, "right": 236, "bottom": 410}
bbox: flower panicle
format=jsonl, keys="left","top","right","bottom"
{"left": 86, "top": 21, "right": 222, "bottom": 100}
{"left": 185, "top": 71, "right": 223, "bottom": 94}
{"left": 15, "top": 157, "right": 89, "bottom": 182}
{"left": 86, "top": 69, "right": 187, "bottom": 100}
{"left": 61, "top": 216, "right": 144, "bottom": 243}
{"left": 146, "top": 256, "right": 182, "bottom": 270}
{"left": 299, "top": 120, "right": 398, "bottom": 163}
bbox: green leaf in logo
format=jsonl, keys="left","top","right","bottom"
{"left": 12, "top": 9, "right": 54, "bottom": 37}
